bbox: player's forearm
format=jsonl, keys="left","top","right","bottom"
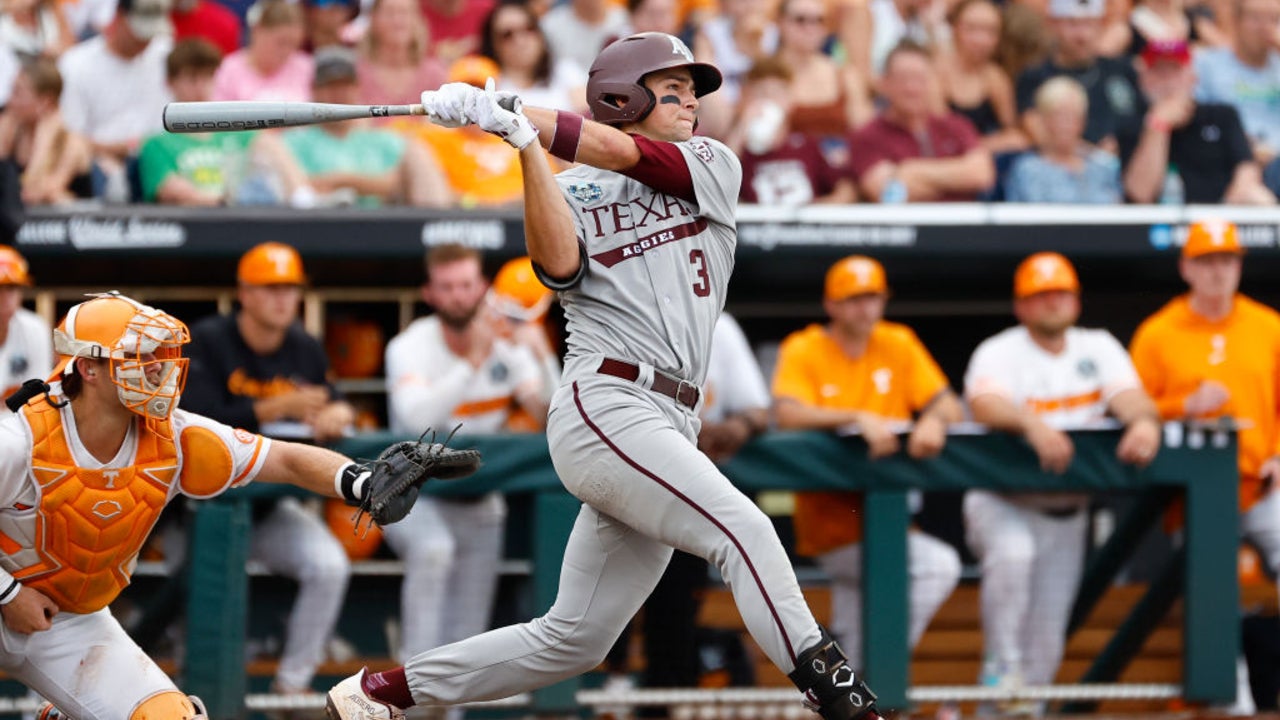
{"left": 968, "top": 393, "right": 1036, "bottom": 434}
{"left": 921, "top": 390, "right": 965, "bottom": 426}
{"left": 257, "top": 440, "right": 347, "bottom": 497}
{"left": 773, "top": 397, "right": 861, "bottom": 430}
{"left": 525, "top": 107, "right": 641, "bottom": 172}
{"left": 388, "top": 364, "right": 474, "bottom": 432}
{"left": 518, "top": 141, "right": 581, "bottom": 281}
{"left": 1108, "top": 387, "right": 1160, "bottom": 426}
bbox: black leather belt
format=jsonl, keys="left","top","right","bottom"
{"left": 597, "top": 358, "right": 700, "bottom": 410}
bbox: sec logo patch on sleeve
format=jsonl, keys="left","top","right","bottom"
{"left": 234, "top": 428, "right": 257, "bottom": 444}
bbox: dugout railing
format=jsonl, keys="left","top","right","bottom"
{"left": 170, "top": 425, "right": 1238, "bottom": 719}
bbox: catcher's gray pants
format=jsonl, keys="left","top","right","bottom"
{"left": 404, "top": 375, "right": 822, "bottom": 704}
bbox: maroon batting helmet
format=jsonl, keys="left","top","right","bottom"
{"left": 587, "top": 32, "right": 723, "bottom": 127}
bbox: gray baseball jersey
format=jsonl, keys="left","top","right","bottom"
{"left": 552, "top": 136, "right": 740, "bottom": 387}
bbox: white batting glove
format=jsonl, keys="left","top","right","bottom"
{"left": 420, "top": 82, "right": 478, "bottom": 128}
{"left": 474, "top": 78, "right": 539, "bottom": 150}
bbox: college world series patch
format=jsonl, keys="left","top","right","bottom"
{"left": 568, "top": 183, "right": 604, "bottom": 204}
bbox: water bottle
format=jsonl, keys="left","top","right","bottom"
{"left": 880, "top": 178, "right": 908, "bottom": 204}
{"left": 1159, "top": 164, "right": 1184, "bottom": 205}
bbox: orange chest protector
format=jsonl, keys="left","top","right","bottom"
{"left": 17, "top": 396, "right": 179, "bottom": 613}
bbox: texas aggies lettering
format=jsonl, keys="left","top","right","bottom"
{"left": 327, "top": 31, "right": 883, "bottom": 720}
{"left": 578, "top": 190, "right": 694, "bottom": 237}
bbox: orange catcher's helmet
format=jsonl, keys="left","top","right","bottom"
{"left": 489, "top": 256, "right": 553, "bottom": 322}
{"left": 0, "top": 246, "right": 32, "bottom": 286}
{"left": 1182, "top": 219, "right": 1242, "bottom": 259}
{"left": 1014, "top": 252, "right": 1080, "bottom": 299}
{"left": 53, "top": 292, "right": 190, "bottom": 425}
{"left": 238, "top": 242, "right": 307, "bottom": 285}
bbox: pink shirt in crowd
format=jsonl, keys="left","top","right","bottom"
{"left": 212, "top": 50, "right": 315, "bottom": 102}
{"left": 356, "top": 57, "right": 447, "bottom": 107}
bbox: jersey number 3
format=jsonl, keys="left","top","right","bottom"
{"left": 690, "top": 249, "right": 710, "bottom": 298}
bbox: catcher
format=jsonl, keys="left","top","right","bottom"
{"left": 0, "top": 292, "right": 477, "bottom": 720}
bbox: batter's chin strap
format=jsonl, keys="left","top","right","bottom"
{"left": 5, "top": 378, "right": 66, "bottom": 412}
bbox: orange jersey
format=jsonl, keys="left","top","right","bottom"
{"left": 392, "top": 121, "right": 527, "bottom": 207}
{"left": 0, "top": 396, "right": 269, "bottom": 613}
{"left": 1130, "top": 294, "right": 1280, "bottom": 511}
{"left": 772, "top": 322, "right": 949, "bottom": 556}
{"left": 605, "top": 0, "right": 717, "bottom": 23}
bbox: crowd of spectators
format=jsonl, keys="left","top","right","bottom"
{"left": 0, "top": 0, "right": 1275, "bottom": 207}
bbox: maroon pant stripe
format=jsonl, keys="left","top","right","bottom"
{"left": 571, "top": 381, "right": 798, "bottom": 665}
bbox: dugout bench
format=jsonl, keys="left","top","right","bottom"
{"left": 180, "top": 426, "right": 1238, "bottom": 719}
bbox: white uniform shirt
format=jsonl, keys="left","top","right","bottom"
{"left": 0, "top": 308, "right": 52, "bottom": 394}
{"left": 964, "top": 326, "right": 1141, "bottom": 428}
{"left": 702, "top": 314, "right": 769, "bottom": 423}
{"left": 58, "top": 35, "right": 172, "bottom": 144}
{"left": 965, "top": 326, "right": 1141, "bottom": 509}
{"left": 384, "top": 315, "right": 543, "bottom": 434}
{"left": 539, "top": 4, "right": 631, "bottom": 77}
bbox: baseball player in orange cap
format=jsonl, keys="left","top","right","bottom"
{"left": 0, "top": 246, "right": 51, "bottom": 398}
{"left": 962, "top": 252, "right": 1161, "bottom": 710}
{"left": 1130, "top": 220, "right": 1280, "bottom": 714}
{"left": 181, "top": 242, "right": 356, "bottom": 696}
{"left": 489, "top": 255, "right": 562, "bottom": 431}
{"left": 772, "top": 255, "right": 963, "bottom": 668}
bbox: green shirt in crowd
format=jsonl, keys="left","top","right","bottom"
{"left": 138, "top": 132, "right": 256, "bottom": 203}
{"left": 282, "top": 127, "right": 405, "bottom": 207}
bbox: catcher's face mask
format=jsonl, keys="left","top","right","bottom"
{"left": 53, "top": 292, "right": 191, "bottom": 429}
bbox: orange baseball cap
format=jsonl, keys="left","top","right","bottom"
{"left": 1014, "top": 252, "right": 1080, "bottom": 298}
{"left": 238, "top": 242, "right": 307, "bottom": 285}
{"left": 1182, "top": 219, "right": 1243, "bottom": 259}
{"left": 448, "top": 55, "right": 500, "bottom": 88}
{"left": 824, "top": 255, "right": 887, "bottom": 300}
{"left": 0, "top": 246, "right": 32, "bottom": 286}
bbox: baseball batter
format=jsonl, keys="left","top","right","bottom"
{"left": 0, "top": 292, "right": 432, "bottom": 720}
{"left": 327, "top": 32, "right": 882, "bottom": 720}
{"left": 962, "top": 253, "right": 1161, "bottom": 697}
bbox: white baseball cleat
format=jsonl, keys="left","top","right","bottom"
{"left": 326, "top": 668, "right": 406, "bottom": 720}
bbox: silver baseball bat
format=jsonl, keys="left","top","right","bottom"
{"left": 163, "top": 101, "right": 424, "bottom": 132}
{"left": 163, "top": 96, "right": 521, "bottom": 133}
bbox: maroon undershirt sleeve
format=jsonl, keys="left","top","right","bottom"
{"left": 620, "top": 135, "right": 696, "bottom": 204}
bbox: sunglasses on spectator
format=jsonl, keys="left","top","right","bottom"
{"left": 786, "top": 13, "right": 826, "bottom": 24}
{"left": 496, "top": 25, "right": 536, "bottom": 40}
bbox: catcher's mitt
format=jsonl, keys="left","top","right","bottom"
{"left": 352, "top": 428, "right": 482, "bottom": 531}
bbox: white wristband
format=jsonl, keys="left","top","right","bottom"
{"left": 0, "top": 578, "right": 20, "bottom": 605}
